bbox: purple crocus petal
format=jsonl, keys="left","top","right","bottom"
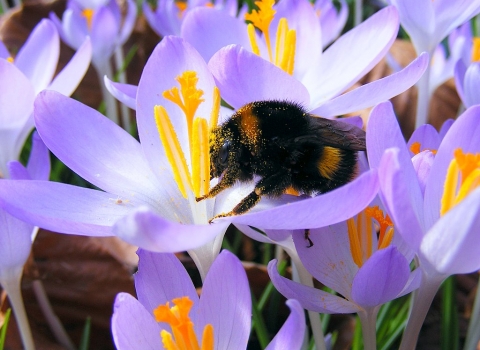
{"left": 367, "top": 102, "right": 424, "bottom": 223}
{"left": 424, "top": 105, "right": 480, "bottom": 229}
{"left": 0, "top": 60, "right": 35, "bottom": 129}
{"left": 396, "top": 268, "right": 422, "bottom": 298}
{"left": 411, "top": 151, "right": 435, "bottom": 197}
{"left": 268, "top": 259, "right": 360, "bottom": 313}
{"left": 111, "top": 293, "right": 162, "bottom": 350}
{"left": 389, "top": 0, "right": 434, "bottom": 53}
{"left": 26, "top": 132, "right": 50, "bottom": 181}
{"left": 439, "top": 119, "right": 454, "bottom": 140}
{"left": 197, "top": 250, "right": 251, "bottom": 350}
{"left": 421, "top": 187, "right": 480, "bottom": 274}
{"left": 293, "top": 225, "right": 356, "bottom": 299}
{"left": 454, "top": 58, "right": 467, "bottom": 106}
{"left": 137, "top": 36, "right": 216, "bottom": 175}
{"left": 135, "top": 250, "right": 199, "bottom": 315}
{"left": 303, "top": 6, "right": 399, "bottom": 107}
{"left": 463, "top": 63, "right": 480, "bottom": 108}
{"left": 112, "top": 207, "right": 230, "bottom": 252}
{"left": 226, "top": 169, "right": 379, "bottom": 229}
{"left": 90, "top": 6, "right": 118, "bottom": 66}
{"left": 311, "top": 53, "right": 428, "bottom": 118}
{"left": 34, "top": 91, "right": 176, "bottom": 216}
{"left": 273, "top": 0, "right": 322, "bottom": 82}
{"left": 61, "top": 9, "right": 88, "bottom": 49}
{"left": 8, "top": 161, "right": 30, "bottom": 180}
{"left": 117, "top": 0, "right": 137, "bottom": 45}
{"left": 208, "top": 45, "right": 310, "bottom": 109}
{"left": 406, "top": 123, "right": 441, "bottom": 156}
{"left": 0, "top": 180, "right": 135, "bottom": 236}
{"left": 0, "top": 209, "right": 34, "bottom": 271}
{"left": 143, "top": 2, "right": 172, "bottom": 37}
{"left": 351, "top": 246, "right": 410, "bottom": 307}
{"left": 48, "top": 37, "right": 92, "bottom": 96}
{"left": 14, "top": 19, "right": 59, "bottom": 93}
{"left": 265, "top": 299, "right": 305, "bottom": 350}
{"left": 181, "top": 8, "right": 253, "bottom": 63}
{"left": 378, "top": 149, "right": 425, "bottom": 252}
{"left": 104, "top": 77, "right": 137, "bottom": 110}
{"left": 0, "top": 41, "right": 9, "bottom": 59}
{"left": 233, "top": 224, "right": 273, "bottom": 243}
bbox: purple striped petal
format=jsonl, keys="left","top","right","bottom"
{"left": 104, "top": 77, "right": 137, "bottom": 110}
{"left": 265, "top": 299, "right": 305, "bottom": 350}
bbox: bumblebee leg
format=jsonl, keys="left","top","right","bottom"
{"left": 209, "top": 172, "right": 291, "bottom": 223}
{"left": 209, "top": 191, "right": 260, "bottom": 223}
{"left": 304, "top": 229, "right": 314, "bottom": 248}
{"left": 196, "top": 172, "right": 237, "bottom": 202}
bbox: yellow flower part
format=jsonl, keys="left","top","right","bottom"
{"left": 472, "top": 38, "right": 480, "bottom": 62}
{"left": 245, "top": 0, "right": 296, "bottom": 75}
{"left": 155, "top": 71, "right": 220, "bottom": 199}
{"left": 409, "top": 141, "right": 437, "bottom": 155}
{"left": 82, "top": 8, "right": 95, "bottom": 29}
{"left": 441, "top": 148, "right": 480, "bottom": 216}
{"left": 154, "top": 296, "right": 214, "bottom": 350}
{"left": 6, "top": 56, "right": 14, "bottom": 63}
{"left": 347, "top": 206, "right": 395, "bottom": 268}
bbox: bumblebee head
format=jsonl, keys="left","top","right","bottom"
{"left": 209, "top": 126, "right": 234, "bottom": 179}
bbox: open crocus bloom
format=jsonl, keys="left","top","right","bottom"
{"left": 367, "top": 101, "right": 480, "bottom": 348}
{"left": 0, "top": 19, "right": 91, "bottom": 179}
{"left": 50, "top": 0, "right": 136, "bottom": 70}
{"left": 112, "top": 250, "right": 306, "bottom": 350}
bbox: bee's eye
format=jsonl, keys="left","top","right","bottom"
{"left": 219, "top": 140, "right": 230, "bottom": 166}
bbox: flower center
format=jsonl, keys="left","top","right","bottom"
{"left": 154, "top": 296, "right": 214, "bottom": 350}
{"left": 81, "top": 8, "right": 94, "bottom": 29}
{"left": 472, "top": 38, "right": 480, "bottom": 62}
{"left": 154, "top": 71, "right": 220, "bottom": 199}
{"left": 347, "top": 206, "right": 394, "bottom": 268}
{"left": 409, "top": 142, "right": 437, "bottom": 155}
{"left": 245, "top": 0, "right": 297, "bottom": 75}
{"left": 440, "top": 148, "right": 480, "bottom": 216}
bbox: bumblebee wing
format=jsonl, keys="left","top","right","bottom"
{"left": 306, "top": 116, "right": 366, "bottom": 151}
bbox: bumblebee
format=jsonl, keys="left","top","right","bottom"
{"left": 196, "top": 100, "right": 366, "bottom": 224}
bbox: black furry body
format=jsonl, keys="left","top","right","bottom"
{"left": 198, "top": 100, "right": 366, "bottom": 220}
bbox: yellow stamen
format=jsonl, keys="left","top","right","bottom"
{"left": 274, "top": 18, "right": 287, "bottom": 66}
{"left": 81, "top": 9, "right": 94, "bottom": 29}
{"left": 154, "top": 297, "right": 214, "bottom": 350}
{"left": 247, "top": 23, "right": 261, "bottom": 56}
{"left": 245, "top": 0, "right": 276, "bottom": 61}
{"left": 163, "top": 71, "right": 205, "bottom": 147}
{"left": 6, "top": 56, "right": 13, "bottom": 63}
{"left": 280, "top": 29, "right": 296, "bottom": 75}
{"left": 176, "top": 1, "right": 188, "bottom": 12}
{"left": 192, "top": 118, "right": 210, "bottom": 197}
{"left": 472, "top": 38, "right": 480, "bottom": 62}
{"left": 410, "top": 141, "right": 437, "bottom": 155}
{"left": 347, "top": 217, "right": 363, "bottom": 267}
{"left": 441, "top": 149, "right": 480, "bottom": 215}
{"left": 410, "top": 142, "right": 421, "bottom": 155}
{"left": 154, "top": 105, "right": 192, "bottom": 199}
{"left": 348, "top": 206, "right": 395, "bottom": 267}
{"left": 209, "top": 87, "right": 220, "bottom": 129}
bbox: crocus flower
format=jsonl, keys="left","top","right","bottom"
{"left": 367, "top": 101, "right": 480, "bottom": 349}
{"left": 50, "top": 0, "right": 136, "bottom": 71}
{"left": 112, "top": 249, "right": 306, "bottom": 349}
{"left": 144, "top": 0, "right": 244, "bottom": 37}
{"left": 50, "top": 0, "right": 136, "bottom": 123}
{"left": 314, "top": 0, "right": 348, "bottom": 48}
{"left": 201, "top": 3, "right": 428, "bottom": 118}
{"left": 454, "top": 31, "right": 480, "bottom": 108}
{"left": 268, "top": 206, "right": 420, "bottom": 350}
{"left": 386, "top": 0, "right": 480, "bottom": 126}
{"left": 0, "top": 19, "right": 91, "bottom": 178}
{"left": 0, "top": 36, "right": 280, "bottom": 279}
